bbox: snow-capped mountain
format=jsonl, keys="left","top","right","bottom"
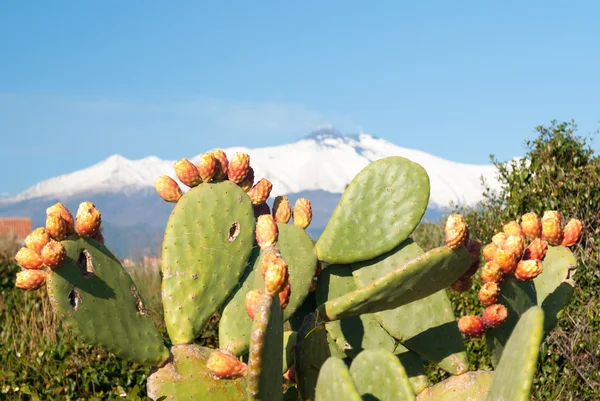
{"left": 0, "top": 129, "right": 504, "bottom": 257}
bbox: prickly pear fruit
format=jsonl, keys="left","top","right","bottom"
{"left": 154, "top": 175, "right": 182, "bottom": 202}
{"left": 445, "top": 214, "right": 469, "bottom": 249}
{"left": 173, "top": 158, "right": 202, "bottom": 187}
{"left": 15, "top": 269, "right": 46, "bottom": 291}
{"left": 451, "top": 276, "right": 472, "bottom": 292}
{"left": 503, "top": 221, "right": 524, "bottom": 238}
{"left": 75, "top": 202, "right": 101, "bottom": 237}
{"left": 482, "top": 304, "right": 508, "bottom": 328}
{"left": 293, "top": 198, "right": 312, "bottom": 229}
{"left": 46, "top": 203, "right": 75, "bottom": 235}
{"left": 210, "top": 149, "right": 229, "bottom": 180}
{"left": 494, "top": 247, "right": 518, "bottom": 274}
{"left": 481, "top": 261, "right": 504, "bottom": 283}
{"left": 464, "top": 239, "right": 482, "bottom": 277}
{"left": 502, "top": 235, "right": 525, "bottom": 259}
{"left": 458, "top": 315, "right": 486, "bottom": 338}
{"left": 523, "top": 238, "right": 548, "bottom": 261}
{"left": 264, "top": 258, "right": 289, "bottom": 296}
{"left": 514, "top": 259, "right": 544, "bottom": 281}
{"left": 245, "top": 290, "right": 263, "bottom": 320}
{"left": 273, "top": 196, "right": 292, "bottom": 224}
{"left": 197, "top": 153, "right": 217, "bottom": 183}
{"left": 492, "top": 232, "right": 507, "bottom": 248}
{"left": 561, "top": 218, "right": 583, "bottom": 247}
{"left": 15, "top": 247, "right": 44, "bottom": 270}
{"left": 247, "top": 178, "right": 273, "bottom": 205}
{"left": 279, "top": 282, "right": 291, "bottom": 309}
{"left": 227, "top": 152, "right": 250, "bottom": 183}
{"left": 256, "top": 214, "right": 278, "bottom": 250}
{"left": 24, "top": 228, "right": 51, "bottom": 255}
{"left": 254, "top": 203, "right": 271, "bottom": 218}
{"left": 260, "top": 249, "right": 281, "bottom": 278}
{"left": 521, "top": 212, "right": 541, "bottom": 240}
{"left": 46, "top": 213, "right": 67, "bottom": 241}
{"left": 41, "top": 240, "right": 66, "bottom": 269}
{"left": 483, "top": 243, "right": 498, "bottom": 262}
{"left": 479, "top": 282, "right": 500, "bottom": 306}
{"left": 239, "top": 167, "right": 255, "bottom": 192}
{"left": 541, "top": 210, "right": 563, "bottom": 246}
{"left": 206, "top": 349, "right": 248, "bottom": 380}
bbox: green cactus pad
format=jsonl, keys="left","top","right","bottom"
{"left": 315, "top": 156, "right": 430, "bottom": 264}
{"left": 395, "top": 343, "right": 430, "bottom": 395}
{"left": 352, "top": 240, "right": 468, "bottom": 375}
{"left": 486, "top": 306, "right": 544, "bottom": 401}
{"left": 283, "top": 386, "right": 300, "bottom": 401}
{"left": 315, "top": 357, "right": 362, "bottom": 401}
{"left": 161, "top": 181, "right": 256, "bottom": 344}
{"left": 46, "top": 235, "right": 169, "bottom": 367}
{"left": 415, "top": 371, "right": 493, "bottom": 401}
{"left": 247, "top": 293, "right": 283, "bottom": 401}
{"left": 317, "top": 246, "right": 471, "bottom": 322}
{"left": 283, "top": 331, "right": 297, "bottom": 375}
{"left": 486, "top": 246, "right": 576, "bottom": 366}
{"left": 295, "top": 312, "right": 332, "bottom": 401}
{"left": 147, "top": 344, "right": 248, "bottom": 401}
{"left": 349, "top": 348, "right": 416, "bottom": 401}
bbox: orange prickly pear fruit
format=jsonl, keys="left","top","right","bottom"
{"left": 445, "top": 214, "right": 469, "bottom": 249}
{"left": 493, "top": 247, "right": 518, "bottom": 274}
{"left": 491, "top": 232, "right": 507, "bottom": 248}
{"left": 481, "top": 261, "right": 504, "bottom": 283}
{"left": 293, "top": 198, "right": 312, "bottom": 229}
{"left": 260, "top": 248, "right": 282, "bottom": 278}
{"left": 247, "top": 178, "right": 273, "bottom": 205}
{"left": 75, "top": 202, "right": 102, "bottom": 237}
{"left": 15, "top": 269, "right": 46, "bottom": 291}
{"left": 174, "top": 158, "right": 202, "bottom": 187}
{"left": 238, "top": 167, "right": 255, "bottom": 192}
{"left": 210, "top": 149, "right": 229, "bottom": 180}
{"left": 502, "top": 235, "right": 525, "bottom": 259}
{"left": 264, "top": 257, "right": 289, "bottom": 296}
{"left": 256, "top": 214, "right": 278, "bottom": 250}
{"left": 273, "top": 196, "right": 292, "bottom": 224}
{"left": 15, "top": 247, "right": 44, "bottom": 270}
{"left": 478, "top": 282, "right": 500, "bottom": 306}
{"left": 541, "top": 210, "right": 563, "bottom": 246}
{"left": 482, "top": 304, "right": 508, "bottom": 328}
{"left": 561, "top": 218, "right": 583, "bottom": 247}
{"left": 451, "top": 276, "right": 472, "bottom": 292}
{"left": 154, "top": 175, "right": 182, "bottom": 203}
{"left": 523, "top": 238, "right": 548, "bottom": 261}
{"left": 245, "top": 289, "right": 263, "bottom": 320}
{"left": 482, "top": 243, "right": 498, "bottom": 262}
{"left": 46, "top": 202, "right": 75, "bottom": 236}
{"left": 227, "top": 152, "right": 250, "bottom": 183}
{"left": 46, "top": 213, "right": 67, "bottom": 241}
{"left": 198, "top": 153, "right": 217, "bottom": 183}
{"left": 253, "top": 202, "right": 270, "bottom": 219}
{"left": 206, "top": 349, "right": 248, "bottom": 380}
{"left": 25, "top": 227, "right": 51, "bottom": 255}
{"left": 503, "top": 221, "right": 524, "bottom": 238}
{"left": 514, "top": 259, "right": 544, "bottom": 281}
{"left": 521, "top": 212, "right": 541, "bottom": 239}
{"left": 41, "top": 240, "right": 67, "bottom": 269}
{"left": 279, "top": 282, "right": 291, "bottom": 309}
{"left": 458, "top": 315, "right": 487, "bottom": 338}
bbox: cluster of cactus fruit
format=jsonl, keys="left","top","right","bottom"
{"left": 12, "top": 150, "right": 583, "bottom": 401}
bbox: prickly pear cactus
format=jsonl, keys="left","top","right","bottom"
{"left": 315, "top": 357, "right": 362, "bottom": 401}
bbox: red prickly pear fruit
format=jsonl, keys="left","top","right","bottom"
{"left": 482, "top": 243, "right": 498, "bottom": 262}
{"left": 174, "top": 158, "right": 202, "bottom": 187}
{"left": 514, "top": 259, "right": 544, "bottom": 281}
{"left": 46, "top": 203, "right": 75, "bottom": 236}
{"left": 253, "top": 202, "right": 271, "bottom": 219}
{"left": 541, "top": 210, "right": 563, "bottom": 246}
{"left": 210, "top": 149, "right": 229, "bottom": 180}
{"left": 445, "top": 214, "right": 469, "bottom": 249}
{"left": 91, "top": 230, "right": 105, "bottom": 245}
{"left": 25, "top": 227, "right": 51, "bottom": 255}
{"left": 256, "top": 214, "right": 278, "bottom": 250}
{"left": 154, "top": 175, "right": 182, "bottom": 203}
{"left": 247, "top": 178, "right": 273, "bottom": 205}
{"left": 75, "top": 202, "right": 102, "bottom": 237}
{"left": 481, "top": 261, "right": 504, "bottom": 283}
{"left": 458, "top": 315, "right": 487, "bottom": 338}
{"left": 15, "top": 269, "right": 46, "bottom": 291}
{"left": 245, "top": 289, "right": 263, "bottom": 320}
{"left": 482, "top": 304, "right": 508, "bottom": 328}
{"left": 272, "top": 196, "right": 292, "bottom": 224}
{"left": 46, "top": 213, "right": 67, "bottom": 241}
{"left": 502, "top": 235, "right": 525, "bottom": 259}
{"left": 264, "top": 257, "right": 288, "bottom": 296}
{"left": 279, "top": 281, "right": 291, "bottom": 309}
{"left": 493, "top": 247, "right": 518, "bottom": 274}
{"left": 238, "top": 167, "right": 255, "bottom": 192}
{"left": 521, "top": 212, "right": 541, "bottom": 240}
{"left": 491, "top": 232, "right": 507, "bottom": 248}
{"left": 451, "top": 276, "right": 472, "bottom": 292}
{"left": 15, "top": 247, "right": 44, "bottom": 270}
{"left": 503, "top": 221, "right": 524, "bottom": 238}
{"left": 41, "top": 240, "right": 66, "bottom": 269}
{"left": 293, "top": 198, "right": 312, "bottom": 229}
{"left": 478, "top": 282, "right": 500, "bottom": 306}
{"left": 197, "top": 153, "right": 217, "bottom": 183}
{"left": 283, "top": 364, "right": 296, "bottom": 382}
{"left": 227, "top": 153, "right": 250, "bottom": 183}
{"left": 561, "top": 218, "right": 583, "bottom": 247}
{"left": 523, "top": 238, "right": 548, "bottom": 261}
{"left": 206, "top": 349, "right": 248, "bottom": 380}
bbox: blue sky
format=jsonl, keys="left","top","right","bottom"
{"left": 1, "top": 1, "right": 599, "bottom": 195}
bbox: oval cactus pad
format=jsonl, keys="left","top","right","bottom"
{"left": 315, "top": 156, "right": 430, "bottom": 264}
{"left": 161, "top": 181, "right": 256, "bottom": 344}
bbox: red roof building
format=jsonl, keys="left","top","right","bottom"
{"left": 0, "top": 218, "right": 32, "bottom": 243}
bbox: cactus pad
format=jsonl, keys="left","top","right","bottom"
{"left": 295, "top": 312, "right": 332, "bottom": 401}
{"left": 395, "top": 344, "right": 430, "bottom": 395}
{"left": 315, "top": 156, "right": 430, "bottom": 264}
{"left": 315, "top": 357, "right": 363, "bottom": 401}
{"left": 161, "top": 181, "right": 256, "bottom": 344}
{"left": 46, "top": 235, "right": 169, "bottom": 367}
{"left": 283, "top": 331, "right": 297, "bottom": 375}
{"left": 416, "top": 371, "right": 493, "bottom": 401}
